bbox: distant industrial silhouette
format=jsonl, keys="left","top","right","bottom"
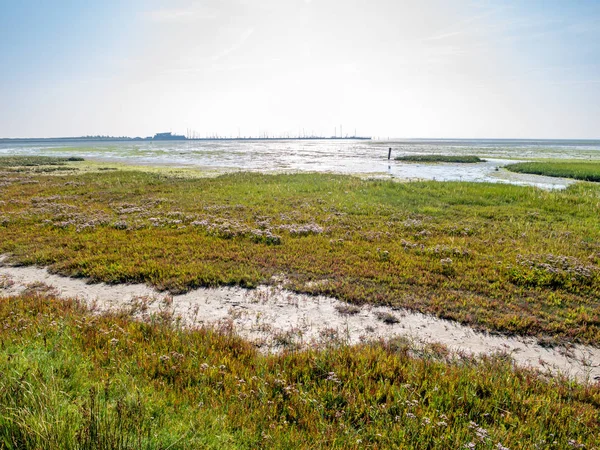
{"left": 153, "top": 132, "right": 186, "bottom": 140}
{"left": 1, "top": 129, "right": 372, "bottom": 143}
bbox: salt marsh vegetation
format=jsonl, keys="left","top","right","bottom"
{"left": 395, "top": 155, "right": 484, "bottom": 163}
{"left": 1, "top": 157, "right": 599, "bottom": 344}
{"left": 506, "top": 161, "right": 600, "bottom": 182}
{"left": 1, "top": 156, "right": 600, "bottom": 448}
{"left": 0, "top": 293, "right": 598, "bottom": 449}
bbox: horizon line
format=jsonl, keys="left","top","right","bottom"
{"left": 2, "top": 135, "right": 600, "bottom": 142}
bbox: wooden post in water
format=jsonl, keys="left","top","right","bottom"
{"left": 388, "top": 148, "right": 392, "bottom": 160}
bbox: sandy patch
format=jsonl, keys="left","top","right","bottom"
{"left": 0, "top": 257, "right": 598, "bottom": 383}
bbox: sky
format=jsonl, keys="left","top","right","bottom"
{"left": 1, "top": 0, "right": 599, "bottom": 139}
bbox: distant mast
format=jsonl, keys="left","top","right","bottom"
{"left": 146, "top": 129, "right": 371, "bottom": 141}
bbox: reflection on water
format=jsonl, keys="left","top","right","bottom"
{"left": 2, "top": 138, "right": 599, "bottom": 189}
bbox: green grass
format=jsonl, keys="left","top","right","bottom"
{"left": 506, "top": 161, "right": 600, "bottom": 182}
{"left": 0, "top": 156, "right": 84, "bottom": 167}
{"left": 1, "top": 294, "right": 598, "bottom": 449}
{"left": 0, "top": 155, "right": 231, "bottom": 178}
{"left": 1, "top": 158, "right": 600, "bottom": 344}
{"left": 395, "top": 155, "right": 484, "bottom": 163}
{"left": 0, "top": 156, "right": 85, "bottom": 174}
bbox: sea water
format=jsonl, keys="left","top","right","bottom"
{"left": 2, "top": 138, "right": 600, "bottom": 189}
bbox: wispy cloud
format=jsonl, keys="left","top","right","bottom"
{"left": 423, "top": 7, "right": 507, "bottom": 42}
{"left": 423, "top": 30, "right": 464, "bottom": 42}
{"left": 157, "top": 58, "right": 283, "bottom": 76}
{"left": 143, "top": 7, "right": 218, "bottom": 23}
{"left": 210, "top": 59, "right": 284, "bottom": 72}
{"left": 211, "top": 28, "right": 255, "bottom": 61}
{"left": 548, "top": 79, "right": 600, "bottom": 86}
{"left": 565, "top": 20, "right": 600, "bottom": 35}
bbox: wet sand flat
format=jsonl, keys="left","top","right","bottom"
{"left": 2, "top": 260, "right": 598, "bottom": 382}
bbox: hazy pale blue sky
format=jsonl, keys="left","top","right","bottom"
{"left": 1, "top": 0, "right": 599, "bottom": 138}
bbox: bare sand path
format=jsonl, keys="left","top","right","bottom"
{"left": 1, "top": 257, "right": 598, "bottom": 383}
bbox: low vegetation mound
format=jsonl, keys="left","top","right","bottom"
{"left": 1, "top": 294, "right": 598, "bottom": 449}
{"left": 505, "top": 161, "right": 600, "bottom": 182}
{"left": 395, "top": 155, "right": 484, "bottom": 163}
{"left": 0, "top": 156, "right": 84, "bottom": 167}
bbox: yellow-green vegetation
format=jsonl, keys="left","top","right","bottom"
{"left": 72, "top": 159, "right": 232, "bottom": 179}
{"left": 1, "top": 294, "right": 599, "bottom": 449}
{"left": 0, "top": 156, "right": 84, "bottom": 167}
{"left": 506, "top": 161, "right": 600, "bottom": 182}
{"left": 0, "top": 156, "right": 84, "bottom": 173}
{"left": 395, "top": 155, "right": 484, "bottom": 163}
{"left": 2, "top": 155, "right": 229, "bottom": 178}
{"left": 1, "top": 157, "right": 600, "bottom": 344}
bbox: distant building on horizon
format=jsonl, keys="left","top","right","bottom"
{"left": 153, "top": 132, "right": 186, "bottom": 140}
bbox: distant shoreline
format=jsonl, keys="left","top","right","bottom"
{"left": 0, "top": 136, "right": 372, "bottom": 143}
{"left": 3, "top": 137, "right": 600, "bottom": 145}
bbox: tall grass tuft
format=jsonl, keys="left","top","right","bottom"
{"left": 0, "top": 293, "right": 599, "bottom": 448}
